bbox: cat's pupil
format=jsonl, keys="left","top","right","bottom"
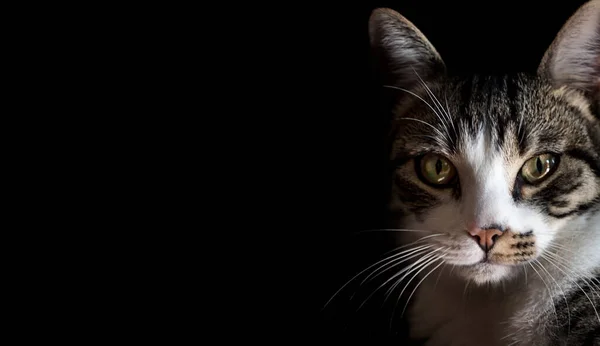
{"left": 436, "top": 159, "right": 442, "bottom": 175}
{"left": 536, "top": 157, "right": 543, "bottom": 174}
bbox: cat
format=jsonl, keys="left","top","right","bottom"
{"left": 366, "top": 1, "right": 600, "bottom": 345}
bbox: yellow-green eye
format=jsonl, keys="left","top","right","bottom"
{"left": 419, "top": 154, "right": 457, "bottom": 185}
{"left": 521, "top": 153, "right": 558, "bottom": 184}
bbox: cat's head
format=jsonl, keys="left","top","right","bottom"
{"left": 370, "top": 0, "right": 600, "bottom": 284}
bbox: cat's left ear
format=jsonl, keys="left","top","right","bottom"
{"left": 538, "top": 0, "right": 600, "bottom": 105}
{"left": 369, "top": 8, "right": 446, "bottom": 90}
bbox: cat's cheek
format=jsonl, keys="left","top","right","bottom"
{"left": 531, "top": 223, "right": 558, "bottom": 252}
{"left": 511, "top": 206, "right": 556, "bottom": 253}
{"left": 531, "top": 211, "right": 563, "bottom": 252}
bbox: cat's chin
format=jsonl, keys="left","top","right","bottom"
{"left": 457, "top": 262, "right": 515, "bottom": 285}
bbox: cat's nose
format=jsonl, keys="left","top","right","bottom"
{"left": 467, "top": 226, "right": 505, "bottom": 252}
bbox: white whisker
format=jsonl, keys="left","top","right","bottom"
{"left": 387, "top": 250, "right": 446, "bottom": 329}
{"left": 360, "top": 245, "right": 433, "bottom": 285}
{"left": 463, "top": 279, "right": 471, "bottom": 299}
{"left": 382, "top": 84, "right": 450, "bottom": 147}
{"left": 383, "top": 250, "right": 443, "bottom": 301}
{"left": 406, "top": 134, "right": 447, "bottom": 144}
{"left": 443, "top": 88, "right": 458, "bottom": 137}
{"left": 543, "top": 250, "right": 600, "bottom": 296}
{"left": 375, "top": 233, "right": 447, "bottom": 260}
{"left": 356, "top": 228, "right": 444, "bottom": 234}
{"left": 541, "top": 253, "right": 600, "bottom": 323}
{"left": 534, "top": 259, "right": 570, "bottom": 336}
{"left": 507, "top": 339, "right": 521, "bottom": 346}
{"left": 448, "top": 264, "right": 456, "bottom": 276}
{"left": 412, "top": 69, "right": 455, "bottom": 146}
{"left": 529, "top": 261, "right": 559, "bottom": 327}
{"left": 401, "top": 258, "right": 446, "bottom": 317}
{"left": 397, "top": 117, "right": 447, "bottom": 140}
{"left": 322, "top": 243, "right": 432, "bottom": 310}
{"left": 517, "top": 111, "right": 525, "bottom": 149}
{"left": 433, "top": 263, "right": 446, "bottom": 293}
{"left": 357, "top": 249, "right": 442, "bottom": 311}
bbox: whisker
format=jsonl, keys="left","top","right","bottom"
{"left": 360, "top": 245, "right": 433, "bottom": 285}
{"left": 375, "top": 233, "right": 447, "bottom": 262}
{"left": 356, "top": 228, "right": 444, "bottom": 234}
{"left": 547, "top": 241, "right": 599, "bottom": 265}
{"left": 534, "top": 259, "right": 570, "bottom": 336}
{"left": 502, "top": 324, "right": 528, "bottom": 342}
{"left": 414, "top": 90, "right": 451, "bottom": 139}
{"left": 401, "top": 257, "right": 446, "bottom": 318}
{"left": 463, "top": 279, "right": 471, "bottom": 299}
{"left": 384, "top": 248, "right": 446, "bottom": 301}
{"left": 321, "top": 243, "right": 433, "bottom": 311}
{"left": 323, "top": 233, "right": 447, "bottom": 309}
{"left": 382, "top": 84, "right": 449, "bottom": 145}
{"left": 507, "top": 339, "right": 520, "bottom": 346}
{"left": 442, "top": 88, "right": 458, "bottom": 138}
{"left": 388, "top": 250, "right": 446, "bottom": 329}
{"left": 407, "top": 134, "right": 443, "bottom": 143}
{"left": 383, "top": 84, "right": 435, "bottom": 110}
{"left": 357, "top": 250, "right": 441, "bottom": 312}
{"left": 540, "top": 253, "right": 600, "bottom": 323}
{"left": 412, "top": 69, "right": 455, "bottom": 146}
{"left": 518, "top": 111, "right": 525, "bottom": 149}
{"left": 448, "top": 264, "right": 456, "bottom": 276}
{"left": 397, "top": 117, "right": 447, "bottom": 140}
{"left": 529, "top": 261, "right": 559, "bottom": 328}
{"left": 545, "top": 260, "right": 600, "bottom": 312}
{"left": 543, "top": 250, "right": 600, "bottom": 295}
{"left": 500, "top": 332, "right": 516, "bottom": 341}
{"left": 433, "top": 263, "right": 446, "bottom": 293}
{"left": 544, "top": 251, "right": 600, "bottom": 300}
{"left": 460, "top": 278, "right": 471, "bottom": 314}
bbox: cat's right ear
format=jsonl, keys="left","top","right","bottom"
{"left": 369, "top": 8, "right": 446, "bottom": 89}
{"left": 538, "top": 0, "right": 600, "bottom": 106}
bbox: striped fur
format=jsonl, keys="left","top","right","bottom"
{"left": 369, "top": 1, "right": 600, "bottom": 345}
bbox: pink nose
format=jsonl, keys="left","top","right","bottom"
{"left": 467, "top": 227, "right": 504, "bottom": 252}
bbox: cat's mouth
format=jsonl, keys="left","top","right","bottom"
{"left": 474, "top": 256, "right": 508, "bottom": 267}
{"left": 454, "top": 230, "right": 539, "bottom": 283}
{"left": 475, "top": 257, "right": 515, "bottom": 267}
{"left": 479, "top": 256, "right": 493, "bottom": 264}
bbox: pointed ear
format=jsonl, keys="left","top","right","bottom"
{"left": 369, "top": 8, "right": 446, "bottom": 89}
{"left": 538, "top": 0, "right": 600, "bottom": 104}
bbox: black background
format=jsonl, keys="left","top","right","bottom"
{"left": 264, "top": 0, "right": 591, "bottom": 343}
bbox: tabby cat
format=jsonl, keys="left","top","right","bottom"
{"left": 367, "top": 1, "right": 600, "bottom": 345}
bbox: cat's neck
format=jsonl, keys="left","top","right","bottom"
{"left": 408, "top": 269, "right": 524, "bottom": 346}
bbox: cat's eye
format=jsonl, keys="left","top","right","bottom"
{"left": 418, "top": 154, "right": 457, "bottom": 186}
{"left": 520, "top": 153, "right": 558, "bottom": 184}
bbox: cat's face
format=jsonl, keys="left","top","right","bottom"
{"left": 369, "top": 1, "right": 600, "bottom": 284}
{"left": 390, "top": 76, "right": 600, "bottom": 284}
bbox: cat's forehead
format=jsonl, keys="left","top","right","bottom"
{"left": 444, "top": 74, "right": 585, "bottom": 126}
{"left": 392, "top": 73, "right": 595, "bottom": 159}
